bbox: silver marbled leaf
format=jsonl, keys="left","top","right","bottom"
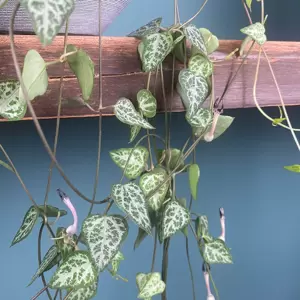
{"left": 67, "top": 281, "right": 98, "bottom": 300}
{"left": 188, "top": 54, "right": 213, "bottom": 78}
{"left": 240, "top": 22, "right": 267, "bottom": 45}
{"left": 136, "top": 272, "right": 166, "bottom": 299}
{"left": 128, "top": 17, "right": 162, "bottom": 38}
{"left": 184, "top": 24, "right": 207, "bottom": 55}
{"left": 186, "top": 107, "right": 213, "bottom": 128}
{"left": 203, "top": 238, "right": 233, "bottom": 264}
{"left": 137, "top": 89, "right": 157, "bottom": 118}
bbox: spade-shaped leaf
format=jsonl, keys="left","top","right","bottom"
{"left": 137, "top": 89, "right": 157, "bottom": 118}
{"left": 188, "top": 54, "right": 213, "bottom": 78}
{"left": 67, "top": 281, "right": 98, "bottom": 300}
{"left": 66, "top": 45, "right": 94, "bottom": 102}
{"left": 139, "top": 167, "right": 169, "bottom": 211}
{"left": 130, "top": 125, "right": 142, "bottom": 143}
{"left": 114, "top": 98, "right": 154, "bottom": 129}
{"left": 157, "top": 148, "right": 185, "bottom": 171}
{"left": 111, "top": 182, "right": 152, "bottom": 234}
{"left": 161, "top": 200, "right": 190, "bottom": 240}
{"left": 11, "top": 206, "right": 38, "bottom": 246}
{"left": 188, "top": 164, "right": 200, "bottom": 200}
{"left": 128, "top": 17, "right": 162, "bottom": 38}
{"left": 109, "top": 146, "right": 149, "bottom": 179}
{"left": 37, "top": 205, "right": 67, "bottom": 218}
{"left": 82, "top": 214, "right": 128, "bottom": 273}
{"left": 140, "top": 32, "right": 173, "bottom": 72}
{"left": 195, "top": 215, "right": 212, "bottom": 241}
{"left": 20, "top": 0, "right": 75, "bottom": 46}
{"left": 186, "top": 107, "right": 213, "bottom": 128}
{"left": 284, "top": 165, "right": 300, "bottom": 173}
{"left": 203, "top": 238, "right": 233, "bottom": 264}
{"left": 184, "top": 24, "right": 207, "bottom": 55}
{"left": 136, "top": 272, "right": 166, "bottom": 299}
{"left": 240, "top": 22, "right": 267, "bottom": 45}
{"left": 202, "top": 115, "right": 234, "bottom": 140}
{"left": 191, "top": 28, "right": 219, "bottom": 55}
{"left": 110, "top": 251, "right": 125, "bottom": 276}
{"left": 49, "top": 251, "right": 97, "bottom": 290}
{"left": 19, "top": 50, "right": 48, "bottom": 102}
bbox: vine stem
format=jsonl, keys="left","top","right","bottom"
{"left": 161, "top": 238, "right": 170, "bottom": 300}
{"left": 31, "top": 285, "right": 49, "bottom": 300}
{"left": 146, "top": 72, "right": 154, "bottom": 169}
{"left": 150, "top": 228, "right": 158, "bottom": 272}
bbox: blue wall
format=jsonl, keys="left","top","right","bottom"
{"left": 1, "top": 1, "right": 300, "bottom": 299}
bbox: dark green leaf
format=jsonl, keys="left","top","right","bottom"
{"left": 137, "top": 89, "right": 157, "bottom": 118}
{"left": 188, "top": 164, "right": 200, "bottom": 200}
{"left": 37, "top": 205, "right": 67, "bottom": 218}
{"left": 128, "top": 17, "right": 162, "bottom": 38}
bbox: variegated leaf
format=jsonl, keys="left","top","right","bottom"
{"left": 55, "top": 227, "right": 76, "bottom": 261}
{"left": 49, "top": 251, "right": 97, "bottom": 289}
{"left": 186, "top": 107, "right": 213, "bottom": 128}
{"left": 111, "top": 182, "right": 152, "bottom": 234}
{"left": 195, "top": 216, "right": 212, "bottom": 241}
{"left": 136, "top": 272, "right": 166, "bottom": 299}
{"left": 134, "top": 228, "right": 148, "bottom": 250}
{"left": 110, "top": 251, "right": 125, "bottom": 276}
{"left": 130, "top": 125, "right": 142, "bottom": 143}
{"left": 188, "top": 164, "right": 200, "bottom": 200}
{"left": 188, "top": 54, "right": 213, "bottom": 78}
{"left": 109, "top": 146, "right": 149, "bottom": 179}
{"left": 161, "top": 200, "right": 190, "bottom": 240}
{"left": 128, "top": 17, "right": 162, "bottom": 38}
{"left": 114, "top": 98, "right": 154, "bottom": 129}
{"left": 184, "top": 24, "right": 207, "bottom": 55}
{"left": 11, "top": 206, "right": 38, "bottom": 246}
{"left": 199, "top": 28, "right": 219, "bottom": 54}
{"left": 240, "top": 22, "right": 267, "bottom": 45}
{"left": 37, "top": 205, "right": 67, "bottom": 218}
{"left": 203, "top": 238, "right": 233, "bottom": 264}
{"left": 20, "top": 0, "right": 75, "bottom": 46}
{"left": 157, "top": 148, "right": 185, "bottom": 171}
{"left": 82, "top": 214, "right": 128, "bottom": 273}
{"left": 137, "top": 89, "right": 157, "bottom": 118}
{"left": 67, "top": 281, "right": 98, "bottom": 300}
{"left": 139, "top": 167, "right": 169, "bottom": 211}
{"left": 0, "top": 81, "right": 27, "bottom": 121}
{"left": 141, "top": 32, "right": 173, "bottom": 72}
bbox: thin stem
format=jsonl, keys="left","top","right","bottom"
{"left": 151, "top": 228, "right": 158, "bottom": 272}
{"left": 242, "top": 0, "right": 253, "bottom": 24}
{"left": 160, "top": 64, "right": 169, "bottom": 150}
{"left": 261, "top": 0, "right": 265, "bottom": 23}
{"left": 53, "top": 290, "right": 59, "bottom": 300}
{"left": 31, "top": 285, "right": 49, "bottom": 300}
{"left": 161, "top": 238, "right": 170, "bottom": 300}
{"left": 185, "top": 236, "right": 196, "bottom": 300}
{"left": 146, "top": 72, "right": 154, "bottom": 169}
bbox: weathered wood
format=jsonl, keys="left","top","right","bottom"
{"left": 1, "top": 35, "right": 300, "bottom": 121}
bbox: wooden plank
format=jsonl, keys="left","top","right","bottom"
{"left": 1, "top": 35, "right": 300, "bottom": 121}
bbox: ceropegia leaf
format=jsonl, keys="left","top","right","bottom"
{"left": 137, "top": 89, "right": 157, "bottom": 118}
{"left": 184, "top": 24, "right": 207, "bottom": 55}
{"left": 134, "top": 228, "right": 149, "bottom": 250}
{"left": 20, "top": 0, "right": 75, "bottom": 46}
{"left": 66, "top": 45, "right": 95, "bottom": 102}
{"left": 67, "top": 281, "right": 98, "bottom": 300}
{"left": 136, "top": 272, "right": 166, "bottom": 299}
{"left": 11, "top": 206, "right": 38, "bottom": 246}
{"left": 0, "top": 159, "right": 13, "bottom": 172}
{"left": 139, "top": 167, "right": 169, "bottom": 211}
{"left": 109, "top": 251, "right": 125, "bottom": 277}
{"left": 55, "top": 227, "right": 76, "bottom": 261}
{"left": 173, "top": 34, "right": 185, "bottom": 46}
{"left": 188, "top": 54, "right": 213, "bottom": 78}
{"left": 130, "top": 125, "right": 142, "bottom": 143}
{"left": 188, "top": 164, "right": 200, "bottom": 200}
{"left": 173, "top": 31, "right": 186, "bottom": 63}
{"left": 37, "top": 205, "right": 67, "bottom": 218}
{"left": 0, "top": 81, "right": 27, "bottom": 121}
{"left": 204, "top": 115, "right": 234, "bottom": 140}
{"left": 176, "top": 198, "right": 188, "bottom": 236}
{"left": 246, "top": 0, "right": 252, "bottom": 11}
{"left": 28, "top": 245, "right": 59, "bottom": 286}
{"left": 140, "top": 32, "right": 173, "bottom": 72}
{"left": 109, "top": 146, "right": 149, "bottom": 179}
{"left": 284, "top": 165, "right": 300, "bottom": 173}
{"left": 128, "top": 17, "right": 162, "bottom": 38}
{"left": 195, "top": 215, "right": 212, "bottom": 242}
{"left": 157, "top": 148, "right": 185, "bottom": 171}
{"left": 19, "top": 50, "right": 48, "bottom": 102}
{"left": 82, "top": 214, "right": 128, "bottom": 272}
{"left": 49, "top": 251, "right": 97, "bottom": 289}
{"left": 240, "top": 22, "right": 267, "bottom": 45}
{"left": 114, "top": 98, "right": 154, "bottom": 129}
{"left": 203, "top": 238, "right": 233, "bottom": 264}
{"left": 199, "top": 28, "right": 219, "bottom": 54}
{"left": 111, "top": 182, "right": 152, "bottom": 234}
{"left": 161, "top": 200, "right": 190, "bottom": 240}
{"left": 186, "top": 107, "right": 213, "bottom": 128}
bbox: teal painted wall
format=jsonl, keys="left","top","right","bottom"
{"left": 1, "top": 1, "right": 300, "bottom": 299}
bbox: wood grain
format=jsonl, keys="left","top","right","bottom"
{"left": 1, "top": 35, "right": 300, "bottom": 121}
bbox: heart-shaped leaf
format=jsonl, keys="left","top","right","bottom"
{"left": 284, "top": 164, "right": 300, "bottom": 173}
{"left": 0, "top": 81, "right": 27, "bottom": 121}
{"left": 37, "top": 205, "right": 67, "bottom": 218}
{"left": 137, "top": 89, "right": 157, "bottom": 118}
{"left": 20, "top": 0, "right": 75, "bottom": 46}
{"left": 140, "top": 32, "right": 173, "bottom": 72}
{"left": 188, "top": 54, "right": 213, "bottom": 78}
{"left": 11, "top": 206, "right": 38, "bottom": 246}
{"left": 184, "top": 24, "right": 207, "bottom": 55}
{"left": 19, "top": 50, "right": 48, "bottom": 102}
{"left": 191, "top": 28, "right": 219, "bottom": 56}
{"left": 136, "top": 272, "right": 166, "bottom": 299}
{"left": 157, "top": 148, "right": 185, "bottom": 171}
{"left": 186, "top": 107, "right": 213, "bottom": 128}
{"left": 49, "top": 251, "right": 97, "bottom": 290}
{"left": 161, "top": 200, "right": 190, "bottom": 240}
{"left": 188, "top": 164, "right": 200, "bottom": 200}
{"left": 82, "top": 214, "right": 128, "bottom": 273}
{"left": 130, "top": 125, "right": 142, "bottom": 143}
{"left": 114, "top": 98, "right": 154, "bottom": 129}
{"left": 66, "top": 45, "right": 94, "bottom": 102}
{"left": 109, "top": 146, "right": 149, "bottom": 179}
{"left": 67, "top": 281, "right": 98, "bottom": 300}
{"left": 139, "top": 167, "right": 169, "bottom": 211}
{"left": 203, "top": 238, "right": 233, "bottom": 264}
{"left": 240, "top": 22, "right": 267, "bottom": 45}
{"left": 111, "top": 182, "right": 152, "bottom": 234}
{"left": 110, "top": 251, "right": 125, "bottom": 276}
{"left": 128, "top": 17, "right": 162, "bottom": 38}
{"left": 55, "top": 227, "right": 76, "bottom": 261}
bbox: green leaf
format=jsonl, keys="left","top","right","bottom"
{"left": 158, "top": 148, "right": 185, "bottom": 171}
{"left": 28, "top": 245, "right": 59, "bottom": 286}
{"left": 137, "top": 89, "right": 157, "bottom": 118}
{"left": 67, "top": 281, "right": 98, "bottom": 300}
{"left": 110, "top": 251, "right": 125, "bottom": 277}
{"left": 188, "top": 164, "right": 200, "bottom": 200}
{"left": 140, "top": 167, "right": 169, "bottom": 211}
{"left": 66, "top": 45, "right": 94, "bottom": 102}
{"left": 140, "top": 32, "right": 173, "bottom": 72}
{"left": 173, "top": 32, "right": 186, "bottom": 63}
{"left": 161, "top": 200, "right": 190, "bottom": 240}
{"left": 136, "top": 272, "right": 166, "bottom": 299}
{"left": 111, "top": 182, "right": 152, "bottom": 235}
{"left": 37, "top": 205, "right": 67, "bottom": 218}
{"left": 240, "top": 22, "right": 267, "bottom": 45}
{"left": 284, "top": 165, "right": 300, "bottom": 173}
{"left": 130, "top": 125, "right": 142, "bottom": 143}
{"left": 195, "top": 215, "right": 212, "bottom": 241}
{"left": 203, "top": 238, "right": 233, "bottom": 264}
{"left": 82, "top": 214, "right": 128, "bottom": 272}
{"left": 272, "top": 118, "right": 286, "bottom": 126}
{"left": 109, "top": 146, "right": 149, "bottom": 179}
{"left": 188, "top": 54, "right": 213, "bottom": 78}
{"left": 11, "top": 206, "right": 38, "bottom": 246}
{"left": 128, "top": 17, "right": 162, "bottom": 38}
{"left": 199, "top": 28, "right": 219, "bottom": 54}
{"left": 20, "top": 0, "right": 75, "bottom": 46}
{"left": 186, "top": 107, "right": 213, "bottom": 128}
{"left": 49, "top": 251, "right": 97, "bottom": 290}
{"left": 184, "top": 24, "right": 207, "bottom": 56}
{"left": 0, "top": 81, "right": 27, "bottom": 121}
{"left": 246, "top": 0, "right": 252, "bottom": 10}
{"left": 114, "top": 98, "right": 154, "bottom": 129}
{"left": 55, "top": 227, "right": 76, "bottom": 261}
{"left": 19, "top": 50, "right": 48, "bottom": 102}
{"left": 134, "top": 228, "right": 149, "bottom": 250}
{"left": 0, "top": 159, "right": 13, "bottom": 172}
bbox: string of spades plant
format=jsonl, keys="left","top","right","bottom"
{"left": 2, "top": 0, "right": 300, "bottom": 299}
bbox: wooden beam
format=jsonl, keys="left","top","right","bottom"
{"left": 1, "top": 35, "right": 300, "bottom": 121}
